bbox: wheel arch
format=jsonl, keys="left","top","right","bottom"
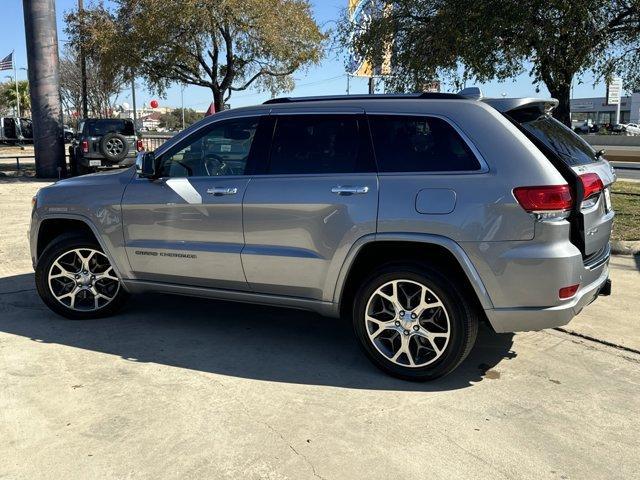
{"left": 35, "top": 215, "right": 126, "bottom": 283}
{"left": 335, "top": 234, "right": 493, "bottom": 319}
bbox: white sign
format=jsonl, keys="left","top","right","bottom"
{"left": 607, "top": 77, "right": 623, "bottom": 105}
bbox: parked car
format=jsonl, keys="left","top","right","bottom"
{"left": 0, "top": 116, "right": 33, "bottom": 144}
{"left": 573, "top": 120, "right": 599, "bottom": 134}
{"left": 30, "top": 93, "right": 614, "bottom": 381}
{"left": 624, "top": 122, "right": 640, "bottom": 136}
{"left": 607, "top": 123, "right": 626, "bottom": 134}
{"left": 64, "top": 125, "right": 75, "bottom": 143}
{"left": 68, "top": 118, "right": 143, "bottom": 175}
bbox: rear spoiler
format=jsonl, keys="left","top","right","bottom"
{"left": 457, "top": 87, "right": 558, "bottom": 114}
{"left": 482, "top": 97, "right": 559, "bottom": 114}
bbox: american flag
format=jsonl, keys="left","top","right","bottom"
{"left": 0, "top": 52, "right": 13, "bottom": 71}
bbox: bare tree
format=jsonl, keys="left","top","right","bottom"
{"left": 59, "top": 48, "right": 126, "bottom": 122}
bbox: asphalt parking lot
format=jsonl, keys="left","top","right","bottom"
{"left": 1, "top": 177, "right": 638, "bottom": 479}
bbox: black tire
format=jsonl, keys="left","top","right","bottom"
{"left": 68, "top": 146, "right": 79, "bottom": 177}
{"left": 352, "top": 263, "right": 479, "bottom": 381}
{"left": 99, "top": 133, "right": 129, "bottom": 162}
{"left": 35, "top": 234, "right": 129, "bottom": 320}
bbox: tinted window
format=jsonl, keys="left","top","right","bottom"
{"left": 268, "top": 115, "right": 371, "bottom": 174}
{"left": 84, "top": 119, "right": 135, "bottom": 136}
{"left": 369, "top": 115, "right": 481, "bottom": 172}
{"left": 158, "top": 117, "right": 258, "bottom": 177}
{"left": 509, "top": 108, "right": 596, "bottom": 166}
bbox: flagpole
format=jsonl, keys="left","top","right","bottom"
{"left": 13, "top": 51, "right": 20, "bottom": 119}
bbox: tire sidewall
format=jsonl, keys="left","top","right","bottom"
{"left": 35, "top": 235, "right": 128, "bottom": 320}
{"left": 352, "top": 264, "right": 474, "bottom": 381}
{"left": 100, "top": 133, "right": 129, "bottom": 162}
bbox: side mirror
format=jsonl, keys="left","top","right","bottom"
{"left": 136, "top": 151, "right": 158, "bottom": 178}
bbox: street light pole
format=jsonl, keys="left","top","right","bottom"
{"left": 78, "top": 0, "right": 88, "bottom": 118}
{"left": 131, "top": 73, "right": 137, "bottom": 129}
{"left": 181, "top": 83, "right": 185, "bottom": 130}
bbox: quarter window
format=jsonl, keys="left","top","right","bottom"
{"left": 158, "top": 117, "right": 259, "bottom": 177}
{"left": 369, "top": 115, "right": 481, "bottom": 172}
{"left": 267, "top": 115, "right": 372, "bottom": 174}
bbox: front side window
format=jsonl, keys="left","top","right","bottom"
{"left": 369, "top": 115, "right": 481, "bottom": 172}
{"left": 268, "top": 115, "right": 371, "bottom": 174}
{"left": 158, "top": 117, "right": 258, "bottom": 177}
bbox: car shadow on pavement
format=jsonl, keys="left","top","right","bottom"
{"left": 0, "top": 273, "right": 516, "bottom": 392}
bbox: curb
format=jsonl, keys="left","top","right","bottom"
{"left": 611, "top": 240, "right": 640, "bottom": 255}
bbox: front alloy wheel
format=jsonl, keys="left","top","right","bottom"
{"left": 35, "top": 235, "right": 129, "bottom": 319}
{"left": 48, "top": 248, "right": 120, "bottom": 311}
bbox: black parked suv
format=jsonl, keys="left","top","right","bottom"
{"left": 69, "top": 118, "right": 143, "bottom": 175}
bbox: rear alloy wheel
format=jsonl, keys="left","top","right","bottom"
{"left": 35, "top": 235, "right": 129, "bottom": 319}
{"left": 353, "top": 265, "right": 478, "bottom": 381}
{"left": 365, "top": 279, "right": 451, "bottom": 367}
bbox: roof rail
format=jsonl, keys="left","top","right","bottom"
{"left": 263, "top": 92, "right": 465, "bottom": 105}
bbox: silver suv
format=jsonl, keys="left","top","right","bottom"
{"left": 29, "top": 94, "right": 614, "bottom": 380}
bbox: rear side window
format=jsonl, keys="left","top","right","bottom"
{"left": 84, "top": 119, "right": 135, "bottom": 136}
{"left": 267, "top": 115, "right": 373, "bottom": 174}
{"left": 508, "top": 108, "right": 596, "bottom": 166}
{"left": 369, "top": 115, "right": 481, "bottom": 172}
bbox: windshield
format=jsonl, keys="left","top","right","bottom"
{"left": 84, "top": 119, "right": 135, "bottom": 136}
{"left": 508, "top": 107, "right": 597, "bottom": 166}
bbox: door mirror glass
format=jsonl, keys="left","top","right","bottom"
{"left": 136, "top": 151, "right": 157, "bottom": 178}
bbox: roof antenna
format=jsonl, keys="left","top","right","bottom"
{"left": 457, "top": 87, "right": 483, "bottom": 100}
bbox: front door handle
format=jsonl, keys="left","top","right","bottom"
{"left": 331, "top": 185, "right": 369, "bottom": 195}
{"left": 206, "top": 187, "right": 238, "bottom": 196}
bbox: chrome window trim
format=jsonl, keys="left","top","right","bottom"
{"left": 365, "top": 112, "right": 490, "bottom": 175}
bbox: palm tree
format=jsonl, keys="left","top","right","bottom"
{"left": 1, "top": 80, "right": 31, "bottom": 117}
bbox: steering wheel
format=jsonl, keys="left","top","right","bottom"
{"left": 204, "top": 153, "right": 232, "bottom": 176}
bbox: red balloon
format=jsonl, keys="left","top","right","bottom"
{"left": 150, "top": 99, "right": 159, "bottom": 108}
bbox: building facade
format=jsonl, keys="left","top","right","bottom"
{"left": 570, "top": 92, "right": 640, "bottom": 125}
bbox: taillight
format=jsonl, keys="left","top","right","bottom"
{"left": 81, "top": 140, "right": 89, "bottom": 153}
{"left": 513, "top": 185, "right": 573, "bottom": 213}
{"left": 136, "top": 139, "right": 144, "bottom": 152}
{"left": 579, "top": 173, "right": 604, "bottom": 201}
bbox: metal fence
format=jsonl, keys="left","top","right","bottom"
{"left": 141, "top": 133, "right": 175, "bottom": 152}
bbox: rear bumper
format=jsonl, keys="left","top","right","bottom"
{"left": 484, "top": 264, "right": 610, "bottom": 332}
{"left": 79, "top": 155, "right": 136, "bottom": 167}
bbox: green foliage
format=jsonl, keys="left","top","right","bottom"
{"left": 159, "top": 108, "right": 203, "bottom": 130}
{"left": 341, "top": 0, "right": 640, "bottom": 125}
{"left": 66, "top": 0, "right": 326, "bottom": 111}
{"left": 0, "top": 80, "right": 30, "bottom": 115}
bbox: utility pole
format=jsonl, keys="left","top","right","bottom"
{"left": 23, "top": 0, "right": 67, "bottom": 178}
{"left": 131, "top": 73, "right": 137, "bottom": 129}
{"left": 181, "top": 84, "right": 185, "bottom": 130}
{"left": 368, "top": 76, "right": 375, "bottom": 95}
{"left": 78, "top": 0, "right": 88, "bottom": 118}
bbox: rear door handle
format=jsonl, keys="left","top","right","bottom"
{"left": 206, "top": 187, "right": 238, "bottom": 196}
{"left": 331, "top": 185, "right": 369, "bottom": 195}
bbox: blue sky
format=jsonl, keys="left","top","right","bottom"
{"left": 1, "top": 0, "right": 616, "bottom": 111}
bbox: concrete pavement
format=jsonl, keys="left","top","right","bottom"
{"left": 1, "top": 178, "right": 639, "bottom": 479}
